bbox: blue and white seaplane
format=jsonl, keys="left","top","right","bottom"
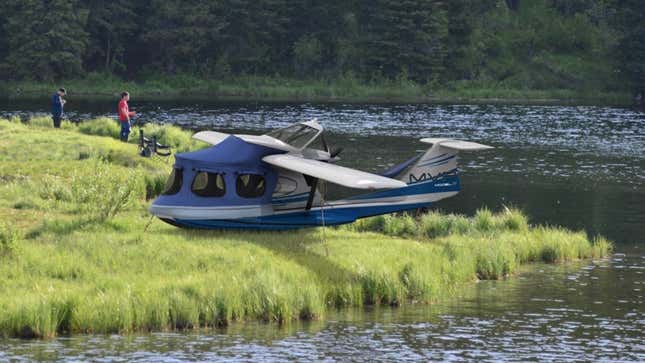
{"left": 149, "top": 120, "right": 492, "bottom": 230}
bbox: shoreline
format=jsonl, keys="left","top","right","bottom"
{"left": 2, "top": 93, "right": 632, "bottom": 107}
{"left": 0, "top": 117, "right": 613, "bottom": 339}
{"left": 0, "top": 77, "right": 632, "bottom": 106}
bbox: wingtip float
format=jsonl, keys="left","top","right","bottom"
{"left": 149, "top": 119, "right": 493, "bottom": 230}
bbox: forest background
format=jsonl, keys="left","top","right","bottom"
{"left": 0, "top": 0, "right": 643, "bottom": 102}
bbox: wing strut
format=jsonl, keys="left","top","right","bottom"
{"left": 305, "top": 178, "right": 318, "bottom": 211}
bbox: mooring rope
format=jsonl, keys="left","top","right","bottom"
{"left": 143, "top": 214, "right": 155, "bottom": 232}
{"left": 320, "top": 181, "right": 326, "bottom": 228}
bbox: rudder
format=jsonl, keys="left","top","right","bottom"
{"left": 399, "top": 138, "right": 493, "bottom": 185}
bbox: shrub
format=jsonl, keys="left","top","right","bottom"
{"left": 420, "top": 212, "right": 476, "bottom": 239}
{"left": 420, "top": 212, "right": 450, "bottom": 238}
{"left": 474, "top": 208, "right": 495, "bottom": 232}
{"left": 591, "top": 236, "right": 613, "bottom": 258}
{"left": 0, "top": 222, "right": 22, "bottom": 256}
{"left": 475, "top": 242, "right": 517, "bottom": 279}
{"left": 383, "top": 214, "right": 418, "bottom": 238}
{"left": 143, "top": 173, "right": 167, "bottom": 199}
{"left": 69, "top": 159, "right": 146, "bottom": 221}
{"left": 38, "top": 159, "right": 146, "bottom": 221}
{"left": 347, "top": 215, "right": 386, "bottom": 232}
{"left": 495, "top": 207, "right": 529, "bottom": 231}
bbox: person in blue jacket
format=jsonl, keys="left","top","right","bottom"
{"left": 51, "top": 88, "right": 66, "bottom": 128}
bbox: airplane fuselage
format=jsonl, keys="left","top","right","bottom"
{"left": 150, "top": 168, "right": 460, "bottom": 230}
{"left": 148, "top": 120, "right": 491, "bottom": 230}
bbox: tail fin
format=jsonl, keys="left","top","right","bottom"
{"left": 400, "top": 138, "right": 493, "bottom": 184}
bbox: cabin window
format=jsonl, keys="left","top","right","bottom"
{"left": 191, "top": 172, "right": 226, "bottom": 197}
{"left": 266, "top": 124, "right": 319, "bottom": 149}
{"left": 162, "top": 168, "right": 183, "bottom": 195}
{"left": 236, "top": 173, "right": 266, "bottom": 198}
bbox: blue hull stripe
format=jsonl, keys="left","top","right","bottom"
{"left": 271, "top": 193, "right": 309, "bottom": 204}
{"left": 173, "top": 201, "right": 435, "bottom": 230}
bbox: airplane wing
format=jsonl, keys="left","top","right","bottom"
{"left": 263, "top": 154, "right": 406, "bottom": 190}
{"left": 192, "top": 131, "right": 231, "bottom": 145}
{"left": 193, "top": 131, "right": 297, "bottom": 152}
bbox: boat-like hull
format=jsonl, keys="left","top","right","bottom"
{"left": 161, "top": 201, "right": 433, "bottom": 230}
{"left": 153, "top": 176, "right": 460, "bottom": 230}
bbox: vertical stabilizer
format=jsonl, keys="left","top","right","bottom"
{"left": 400, "top": 138, "right": 493, "bottom": 184}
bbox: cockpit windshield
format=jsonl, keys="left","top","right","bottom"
{"left": 265, "top": 124, "right": 320, "bottom": 149}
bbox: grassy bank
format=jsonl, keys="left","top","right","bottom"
{"left": 0, "top": 118, "right": 612, "bottom": 339}
{"left": 0, "top": 74, "right": 631, "bottom": 105}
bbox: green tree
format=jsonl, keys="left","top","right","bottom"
{"left": 1, "top": 0, "right": 89, "bottom": 80}
{"left": 358, "top": 0, "right": 448, "bottom": 82}
{"left": 283, "top": 0, "right": 351, "bottom": 76}
{"left": 334, "top": 10, "right": 363, "bottom": 75}
{"left": 85, "top": 0, "right": 138, "bottom": 73}
{"left": 549, "top": 0, "right": 595, "bottom": 16}
{"left": 442, "top": 0, "right": 498, "bottom": 80}
{"left": 612, "top": 0, "right": 645, "bottom": 99}
{"left": 293, "top": 35, "right": 323, "bottom": 76}
{"left": 0, "top": 8, "right": 8, "bottom": 73}
{"left": 142, "top": 0, "right": 227, "bottom": 74}
{"left": 220, "top": 0, "right": 290, "bottom": 75}
{"left": 505, "top": 0, "right": 520, "bottom": 11}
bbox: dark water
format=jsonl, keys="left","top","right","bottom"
{"left": 1, "top": 100, "right": 643, "bottom": 361}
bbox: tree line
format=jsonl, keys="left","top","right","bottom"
{"left": 0, "top": 0, "right": 642, "bottom": 96}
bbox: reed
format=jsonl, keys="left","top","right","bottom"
{"left": 0, "top": 117, "right": 613, "bottom": 338}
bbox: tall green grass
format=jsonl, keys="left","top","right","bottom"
{"left": 39, "top": 158, "right": 145, "bottom": 221}
{"left": 345, "top": 208, "right": 610, "bottom": 280}
{"left": 0, "top": 117, "right": 613, "bottom": 338}
{"left": 0, "top": 221, "right": 23, "bottom": 256}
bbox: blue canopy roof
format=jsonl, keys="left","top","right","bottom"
{"left": 175, "top": 135, "right": 281, "bottom": 168}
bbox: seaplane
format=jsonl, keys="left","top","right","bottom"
{"left": 149, "top": 119, "right": 493, "bottom": 230}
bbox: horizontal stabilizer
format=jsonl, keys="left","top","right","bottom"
{"left": 420, "top": 138, "right": 493, "bottom": 151}
{"left": 263, "top": 154, "right": 406, "bottom": 190}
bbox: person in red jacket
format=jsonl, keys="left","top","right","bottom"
{"left": 118, "top": 91, "right": 136, "bottom": 142}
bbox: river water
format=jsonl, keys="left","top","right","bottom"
{"left": 1, "top": 100, "right": 643, "bottom": 361}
